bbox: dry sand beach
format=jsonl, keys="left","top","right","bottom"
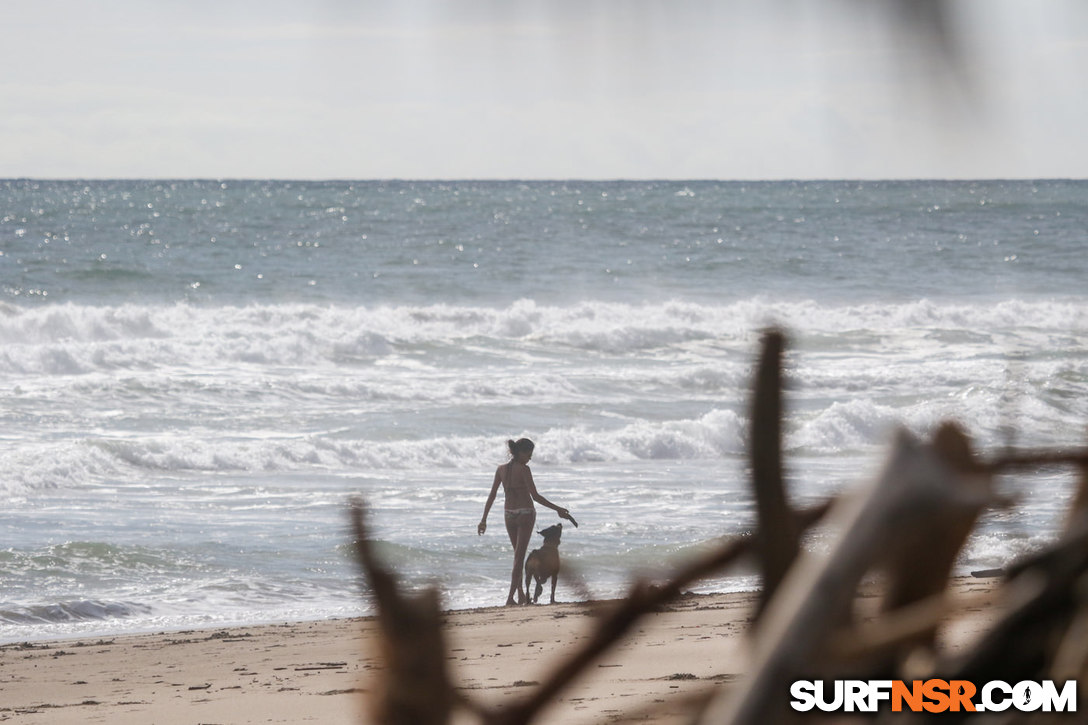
{"left": 0, "top": 578, "right": 1000, "bottom": 725}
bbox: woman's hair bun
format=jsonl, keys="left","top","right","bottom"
{"left": 507, "top": 438, "right": 535, "bottom": 457}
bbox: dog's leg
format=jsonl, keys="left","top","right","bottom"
{"left": 549, "top": 573, "right": 557, "bottom": 604}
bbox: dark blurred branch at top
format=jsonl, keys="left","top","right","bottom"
{"left": 894, "top": 0, "right": 960, "bottom": 62}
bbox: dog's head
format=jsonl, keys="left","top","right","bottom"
{"left": 537, "top": 523, "right": 563, "bottom": 544}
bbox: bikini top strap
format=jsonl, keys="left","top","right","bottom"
{"left": 505, "top": 459, "right": 523, "bottom": 490}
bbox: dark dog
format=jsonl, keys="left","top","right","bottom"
{"left": 523, "top": 523, "right": 563, "bottom": 604}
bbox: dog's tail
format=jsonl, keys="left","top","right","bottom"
{"left": 533, "top": 580, "right": 543, "bottom": 601}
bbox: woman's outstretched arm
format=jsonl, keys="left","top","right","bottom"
{"left": 526, "top": 469, "right": 577, "bottom": 526}
{"left": 478, "top": 467, "right": 502, "bottom": 535}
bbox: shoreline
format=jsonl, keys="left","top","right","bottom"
{"left": 0, "top": 578, "right": 1001, "bottom": 724}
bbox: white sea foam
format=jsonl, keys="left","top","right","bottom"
{"left": 3, "top": 296, "right": 1085, "bottom": 495}
{"left": 2, "top": 296, "right": 1085, "bottom": 376}
{"left": 1, "top": 411, "right": 749, "bottom": 495}
{"left": 790, "top": 399, "right": 902, "bottom": 453}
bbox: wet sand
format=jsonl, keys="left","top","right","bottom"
{"left": 0, "top": 579, "right": 1000, "bottom": 724}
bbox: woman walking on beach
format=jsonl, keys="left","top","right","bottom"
{"left": 479, "top": 438, "right": 575, "bottom": 606}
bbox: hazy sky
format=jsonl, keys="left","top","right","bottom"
{"left": 3, "top": 0, "right": 1086, "bottom": 179}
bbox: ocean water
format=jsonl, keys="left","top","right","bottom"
{"left": 1, "top": 179, "right": 1086, "bottom": 643}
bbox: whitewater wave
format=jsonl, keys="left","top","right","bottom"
{"left": 4, "top": 296, "right": 1086, "bottom": 497}
{"left": 1, "top": 297, "right": 1085, "bottom": 376}
{"left": 0, "top": 410, "right": 747, "bottom": 493}
{"left": 4, "top": 402, "right": 1083, "bottom": 496}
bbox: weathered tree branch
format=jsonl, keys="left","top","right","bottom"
{"left": 699, "top": 425, "right": 996, "bottom": 724}
{"left": 750, "top": 328, "right": 799, "bottom": 618}
{"left": 350, "top": 499, "right": 456, "bottom": 725}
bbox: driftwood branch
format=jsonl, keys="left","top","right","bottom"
{"left": 350, "top": 499, "right": 456, "bottom": 725}
{"left": 749, "top": 328, "right": 799, "bottom": 618}
{"left": 698, "top": 423, "right": 997, "bottom": 724}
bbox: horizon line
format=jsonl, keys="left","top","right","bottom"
{"left": 4, "top": 176, "right": 1086, "bottom": 184}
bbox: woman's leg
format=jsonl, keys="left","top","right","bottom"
{"left": 505, "top": 511, "right": 536, "bottom": 605}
